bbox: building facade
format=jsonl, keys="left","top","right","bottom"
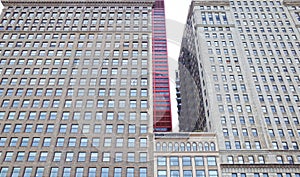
{"left": 154, "top": 132, "right": 220, "bottom": 177}
{"left": 178, "top": 0, "right": 300, "bottom": 176}
{"left": 0, "top": 0, "right": 172, "bottom": 176}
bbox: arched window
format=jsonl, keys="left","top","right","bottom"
{"left": 186, "top": 142, "right": 191, "bottom": 151}
{"left": 162, "top": 142, "right": 167, "bottom": 151}
{"left": 199, "top": 143, "right": 203, "bottom": 151}
{"left": 204, "top": 142, "right": 209, "bottom": 151}
{"left": 168, "top": 142, "right": 173, "bottom": 151}
{"left": 192, "top": 142, "right": 197, "bottom": 151}
{"left": 180, "top": 142, "right": 185, "bottom": 151}
{"left": 210, "top": 142, "right": 216, "bottom": 151}
{"left": 174, "top": 143, "right": 179, "bottom": 151}
{"left": 156, "top": 142, "right": 161, "bottom": 151}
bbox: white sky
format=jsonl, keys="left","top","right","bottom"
{"left": 165, "top": 0, "right": 191, "bottom": 132}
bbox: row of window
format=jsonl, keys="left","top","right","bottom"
{"left": 208, "top": 48, "right": 237, "bottom": 55}
{"left": 227, "top": 155, "right": 265, "bottom": 164}
{"left": 1, "top": 33, "right": 148, "bottom": 41}
{"left": 216, "top": 93, "right": 249, "bottom": 103}
{"left": 252, "top": 75, "right": 300, "bottom": 86}
{"left": 2, "top": 49, "right": 148, "bottom": 57}
{"left": 157, "top": 156, "right": 217, "bottom": 166}
{"left": 241, "top": 33, "right": 298, "bottom": 45}
{"left": 0, "top": 123, "right": 148, "bottom": 134}
{"left": 225, "top": 140, "right": 299, "bottom": 150}
{"left": 225, "top": 141, "right": 262, "bottom": 150}
{"left": 6, "top": 5, "right": 149, "bottom": 11}
{"left": 261, "top": 105, "right": 300, "bottom": 114}
{"left": 223, "top": 128, "right": 258, "bottom": 137}
{"left": 0, "top": 99, "right": 148, "bottom": 109}
{"left": 220, "top": 115, "right": 256, "bottom": 125}
{"left": 212, "top": 56, "right": 300, "bottom": 65}
{"left": 203, "top": 26, "right": 231, "bottom": 32}
{"left": 218, "top": 105, "right": 253, "bottom": 113}
{"left": 0, "top": 58, "right": 148, "bottom": 66}
{"left": 244, "top": 48, "right": 298, "bottom": 57}
{"left": 0, "top": 67, "right": 148, "bottom": 76}
{"left": 232, "top": 5, "right": 284, "bottom": 13}
{"left": 234, "top": 11, "right": 287, "bottom": 19}
{"left": 0, "top": 88, "right": 148, "bottom": 97}
{"left": 228, "top": 155, "right": 300, "bottom": 165}
{"left": 0, "top": 111, "right": 148, "bottom": 121}
{"left": 1, "top": 151, "right": 148, "bottom": 163}
{"left": 0, "top": 77, "right": 148, "bottom": 87}
{"left": 201, "top": 12, "right": 228, "bottom": 25}
{"left": 1, "top": 25, "right": 150, "bottom": 33}
{"left": 0, "top": 137, "right": 148, "bottom": 148}
{"left": 158, "top": 170, "right": 218, "bottom": 177}
{"left": 215, "top": 84, "right": 247, "bottom": 95}
{"left": 0, "top": 40, "right": 148, "bottom": 49}
{"left": 265, "top": 116, "right": 300, "bottom": 126}
{"left": 255, "top": 85, "right": 299, "bottom": 93}
{"left": 232, "top": 0, "right": 281, "bottom": 6}
{"left": 0, "top": 166, "right": 147, "bottom": 177}
{"left": 3, "top": 9, "right": 149, "bottom": 19}
{"left": 1, "top": 18, "right": 150, "bottom": 28}
{"left": 250, "top": 67, "right": 300, "bottom": 75}
{"left": 232, "top": 173, "right": 300, "bottom": 177}
{"left": 213, "top": 74, "right": 244, "bottom": 82}
{"left": 156, "top": 142, "right": 216, "bottom": 152}
{"left": 243, "top": 41, "right": 300, "bottom": 50}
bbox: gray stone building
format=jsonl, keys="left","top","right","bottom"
{"left": 178, "top": 0, "right": 300, "bottom": 176}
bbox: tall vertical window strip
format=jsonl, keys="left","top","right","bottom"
{"left": 152, "top": 0, "right": 172, "bottom": 132}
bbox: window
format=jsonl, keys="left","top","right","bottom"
{"left": 128, "top": 138, "right": 135, "bottom": 147}
{"left": 158, "top": 170, "right": 167, "bottom": 177}
{"left": 100, "top": 168, "right": 109, "bottom": 177}
{"left": 157, "top": 156, "right": 166, "bottom": 166}
{"left": 78, "top": 152, "right": 86, "bottom": 162}
{"left": 65, "top": 152, "right": 74, "bottom": 162}
{"left": 208, "top": 170, "right": 218, "bottom": 177}
{"left": 207, "top": 156, "right": 217, "bottom": 166}
{"left": 39, "top": 152, "right": 48, "bottom": 161}
{"left": 170, "top": 170, "right": 180, "bottom": 177}
{"left": 104, "top": 138, "right": 112, "bottom": 147}
{"left": 195, "top": 156, "right": 204, "bottom": 166}
{"left": 103, "top": 152, "right": 110, "bottom": 162}
{"left": 182, "top": 156, "right": 191, "bottom": 166}
{"left": 196, "top": 170, "right": 205, "bottom": 177}
{"left": 127, "top": 168, "right": 134, "bottom": 177}
{"left": 28, "top": 151, "right": 37, "bottom": 161}
{"left": 113, "top": 168, "right": 122, "bottom": 177}
{"left": 63, "top": 168, "right": 71, "bottom": 177}
{"left": 165, "top": 156, "right": 178, "bottom": 166}
{"left": 140, "top": 138, "right": 147, "bottom": 147}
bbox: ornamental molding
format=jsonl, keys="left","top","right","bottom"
{"left": 2, "top": 0, "right": 155, "bottom": 6}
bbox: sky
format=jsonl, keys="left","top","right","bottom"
{"left": 0, "top": 0, "right": 192, "bottom": 131}
{"left": 164, "top": 0, "right": 191, "bottom": 131}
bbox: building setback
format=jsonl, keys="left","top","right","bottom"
{"left": 178, "top": 0, "right": 300, "bottom": 176}
{"left": 0, "top": 0, "right": 172, "bottom": 176}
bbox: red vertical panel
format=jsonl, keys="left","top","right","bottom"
{"left": 152, "top": 0, "right": 172, "bottom": 132}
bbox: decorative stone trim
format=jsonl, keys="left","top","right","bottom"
{"left": 283, "top": 0, "right": 300, "bottom": 6}
{"left": 2, "top": 0, "right": 155, "bottom": 6}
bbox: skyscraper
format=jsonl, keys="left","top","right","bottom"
{"left": 178, "top": 0, "right": 300, "bottom": 176}
{"left": 0, "top": 0, "right": 172, "bottom": 176}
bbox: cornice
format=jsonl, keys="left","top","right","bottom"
{"left": 193, "top": 0, "right": 230, "bottom": 6}
{"left": 283, "top": 0, "right": 300, "bottom": 6}
{"left": 1, "top": 0, "right": 155, "bottom": 6}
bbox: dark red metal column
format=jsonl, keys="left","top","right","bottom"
{"left": 152, "top": 0, "right": 172, "bottom": 132}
